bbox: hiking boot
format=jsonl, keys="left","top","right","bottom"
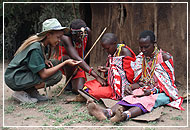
{"left": 28, "top": 88, "right": 49, "bottom": 102}
{"left": 12, "top": 91, "right": 38, "bottom": 103}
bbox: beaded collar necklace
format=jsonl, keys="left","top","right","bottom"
{"left": 140, "top": 46, "right": 159, "bottom": 86}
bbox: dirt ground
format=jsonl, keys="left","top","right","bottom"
{"left": 1, "top": 62, "right": 190, "bottom": 130}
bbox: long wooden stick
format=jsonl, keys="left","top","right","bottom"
{"left": 57, "top": 27, "right": 107, "bottom": 96}
{"left": 84, "top": 27, "right": 107, "bottom": 59}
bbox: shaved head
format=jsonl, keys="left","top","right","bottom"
{"left": 101, "top": 33, "right": 117, "bottom": 45}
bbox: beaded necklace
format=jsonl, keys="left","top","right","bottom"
{"left": 140, "top": 46, "right": 159, "bottom": 87}
{"left": 71, "top": 28, "right": 88, "bottom": 59}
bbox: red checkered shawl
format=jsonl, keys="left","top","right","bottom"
{"left": 107, "top": 45, "right": 136, "bottom": 100}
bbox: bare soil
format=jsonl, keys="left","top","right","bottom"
{"left": 1, "top": 62, "right": 190, "bottom": 130}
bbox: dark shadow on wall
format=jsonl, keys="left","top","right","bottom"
{"left": 79, "top": 3, "right": 92, "bottom": 65}
{"left": 79, "top": 3, "right": 92, "bottom": 29}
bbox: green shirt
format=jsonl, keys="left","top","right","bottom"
{"left": 4, "top": 42, "right": 45, "bottom": 91}
{"left": 24, "top": 49, "right": 45, "bottom": 74}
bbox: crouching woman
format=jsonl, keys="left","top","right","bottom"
{"left": 5, "top": 18, "right": 81, "bottom": 103}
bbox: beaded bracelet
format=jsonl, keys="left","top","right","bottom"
{"left": 151, "top": 88, "right": 160, "bottom": 95}
{"left": 151, "top": 88, "right": 155, "bottom": 95}
{"left": 106, "top": 109, "right": 113, "bottom": 118}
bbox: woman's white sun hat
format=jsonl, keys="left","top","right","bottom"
{"left": 37, "top": 18, "right": 69, "bottom": 36}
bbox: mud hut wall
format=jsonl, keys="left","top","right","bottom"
{"left": 89, "top": 3, "right": 187, "bottom": 85}
{"left": 156, "top": 3, "right": 187, "bottom": 84}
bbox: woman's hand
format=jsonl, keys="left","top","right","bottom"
{"left": 45, "top": 60, "right": 53, "bottom": 68}
{"left": 97, "top": 66, "right": 109, "bottom": 73}
{"left": 96, "top": 76, "right": 107, "bottom": 86}
{"left": 65, "top": 59, "right": 82, "bottom": 66}
{"left": 124, "top": 84, "right": 133, "bottom": 96}
{"left": 133, "top": 89, "right": 151, "bottom": 97}
{"left": 143, "top": 89, "right": 151, "bottom": 96}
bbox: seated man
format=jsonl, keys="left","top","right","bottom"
{"left": 87, "top": 30, "right": 184, "bottom": 122}
{"left": 55, "top": 19, "right": 106, "bottom": 94}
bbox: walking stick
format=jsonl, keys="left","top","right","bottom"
{"left": 57, "top": 27, "right": 107, "bottom": 96}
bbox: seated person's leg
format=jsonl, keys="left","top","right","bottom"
{"left": 71, "top": 77, "right": 85, "bottom": 94}
{"left": 61, "top": 55, "right": 76, "bottom": 90}
{"left": 61, "top": 55, "right": 76, "bottom": 79}
{"left": 110, "top": 106, "right": 143, "bottom": 122}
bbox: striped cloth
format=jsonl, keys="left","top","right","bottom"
{"left": 117, "top": 100, "right": 148, "bottom": 113}
{"left": 107, "top": 45, "right": 136, "bottom": 100}
{"left": 130, "top": 50, "right": 184, "bottom": 111}
{"left": 108, "top": 55, "right": 130, "bottom": 99}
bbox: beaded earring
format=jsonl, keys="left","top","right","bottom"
{"left": 154, "top": 43, "right": 158, "bottom": 49}
{"left": 152, "top": 43, "right": 158, "bottom": 54}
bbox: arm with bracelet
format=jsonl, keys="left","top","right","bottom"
{"left": 60, "top": 35, "right": 107, "bottom": 86}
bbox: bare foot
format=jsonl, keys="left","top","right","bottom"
{"left": 110, "top": 106, "right": 126, "bottom": 122}
{"left": 66, "top": 94, "right": 86, "bottom": 103}
{"left": 87, "top": 101, "right": 107, "bottom": 121}
{"left": 86, "top": 100, "right": 94, "bottom": 116}
{"left": 86, "top": 99, "right": 94, "bottom": 106}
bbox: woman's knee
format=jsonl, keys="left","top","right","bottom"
{"left": 45, "top": 70, "right": 62, "bottom": 87}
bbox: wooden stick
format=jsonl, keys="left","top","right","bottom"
{"left": 84, "top": 27, "right": 107, "bottom": 59}
{"left": 57, "top": 27, "right": 107, "bottom": 96}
